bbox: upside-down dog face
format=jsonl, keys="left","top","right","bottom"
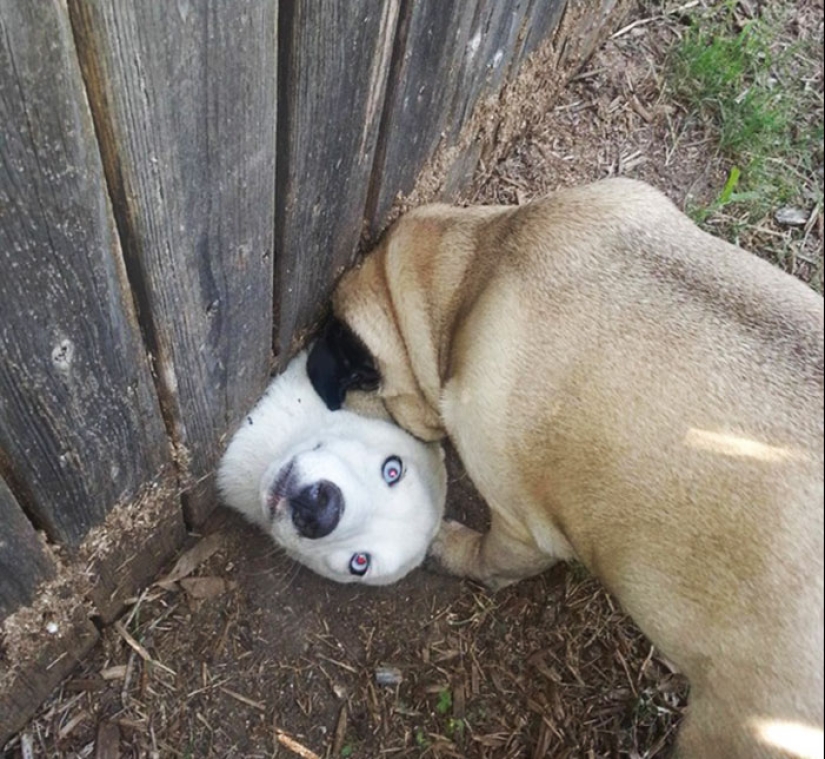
{"left": 259, "top": 422, "right": 445, "bottom": 584}
{"left": 217, "top": 352, "right": 447, "bottom": 586}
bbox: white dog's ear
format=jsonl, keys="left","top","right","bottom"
{"left": 307, "top": 318, "right": 379, "bottom": 410}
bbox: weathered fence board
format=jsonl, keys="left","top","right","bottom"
{"left": 370, "top": 0, "right": 571, "bottom": 220}
{"left": 0, "top": 609, "right": 99, "bottom": 746}
{"left": 514, "top": 0, "right": 569, "bottom": 69}
{"left": 448, "top": 0, "right": 532, "bottom": 139}
{"left": 0, "top": 479, "right": 54, "bottom": 619}
{"left": 366, "top": 0, "right": 478, "bottom": 233}
{"left": 69, "top": 0, "right": 278, "bottom": 523}
{"left": 0, "top": 0, "right": 171, "bottom": 545}
{"left": 83, "top": 471, "right": 187, "bottom": 623}
{"left": 275, "top": 0, "right": 400, "bottom": 356}
{"left": 439, "top": 0, "right": 536, "bottom": 200}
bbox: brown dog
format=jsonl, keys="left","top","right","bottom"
{"left": 307, "top": 178, "right": 824, "bottom": 758}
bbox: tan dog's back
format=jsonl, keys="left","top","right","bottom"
{"left": 333, "top": 179, "right": 824, "bottom": 757}
{"left": 436, "top": 182, "right": 823, "bottom": 755}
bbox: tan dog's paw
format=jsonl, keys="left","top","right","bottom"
{"left": 429, "top": 519, "right": 541, "bottom": 591}
{"left": 428, "top": 519, "right": 484, "bottom": 577}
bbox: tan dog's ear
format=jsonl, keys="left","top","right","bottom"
{"left": 341, "top": 386, "right": 450, "bottom": 442}
{"left": 334, "top": 245, "right": 445, "bottom": 441}
{"left": 332, "top": 246, "right": 400, "bottom": 360}
{"left": 342, "top": 390, "right": 391, "bottom": 421}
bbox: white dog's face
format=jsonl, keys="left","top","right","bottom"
{"left": 261, "top": 421, "right": 446, "bottom": 585}
{"left": 217, "top": 351, "right": 447, "bottom": 586}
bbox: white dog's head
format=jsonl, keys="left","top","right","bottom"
{"left": 217, "top": 352, "right": 447, "bottom": 585}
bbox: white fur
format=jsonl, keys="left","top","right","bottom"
{"left": 217, "top": 351, "right": 447, "bottom": 585}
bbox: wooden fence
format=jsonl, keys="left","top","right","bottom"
{"left": 0, "top": 0, "right": 626, "bottom": 741}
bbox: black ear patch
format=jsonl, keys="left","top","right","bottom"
{"left": 307, "top": 317, "right": 379, "bottom": 410}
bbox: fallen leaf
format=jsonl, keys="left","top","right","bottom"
{"left": 179, "top": 576, "right": 235, "bottom": 600}
{"left": 156, "top": 532, "right": 224, "bottom": 589}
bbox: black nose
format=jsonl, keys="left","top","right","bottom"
{"left": 289, "top": 480, "right": 343, "bottom": 539}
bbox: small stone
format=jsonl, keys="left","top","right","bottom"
{"left": 375, "top": 665, "right": 403, "bottom": 687}
{"left": 45, "top": 621, "right": 59, "bottom": 635}
{"left": 774, "top": 207, "right": 809, "bottom": 227}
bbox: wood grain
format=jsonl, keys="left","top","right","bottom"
{"left": 447, "top": 0, "right": 532, "bottom": 141}
{"left": 274, "top": 0, "right": 400, "bottom": 358}
{"left": 0, "top": 0, "right": 170, "bottom": 544}
{"left": 513, "top": 0, "right": 569, "bottom": 70}
{"left": 85, "top": 471, "right": 187, "bottom": 624}
{"left": 69, "top": 0, "right": 278, "bottom": 523}
{"left": 0, "top": 478, "right": 55, "bottom": 619}
{"left": 366, "top": 0, "right": 477, "bottom": 234}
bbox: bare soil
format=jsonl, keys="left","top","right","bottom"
{"left": 4, "top": 1, "right": 821, "bottom": 758}
{"left": 3, "top": 447, "right": 689, "bottom": 759}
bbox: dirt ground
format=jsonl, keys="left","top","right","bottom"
{"left": 4, "top": 1, "right": 822, "bottom": 758}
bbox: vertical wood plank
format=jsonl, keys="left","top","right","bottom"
{"left": 275, "top": 0, "right": 400, "bottom": 356}
{"left": 447, "top": 0, "right": 532, "bottom": 140}
{"left": 441, "top": 0, "right": 569, "bottom": 197}
{"left": 366, "top": 0, "right": 478, "bottom": 233}
{"left": 0, "top": 478, "right": 55, "bottom": 620}
{"left": 0, "top": 609, "right": 99, "bottom": 746}
{"left": 512, "top": 0, "right": 569, "bottom": 69}
{"left": 0, "top": 0, "right": 171, "bottom": 545}
{"left": 83, "top": 472, "right": 187, "bottom": 623}
{"left": 69, "top": 0, "right": 278, "bottom": 523}
{"left": 437, "top": 0, "right": 535, "bottom": 197}
{"left": 370, "top": 0, "right": 593, "bottom": 217}
{"left": 554, "top": 0, "right": 629, "bottom": 73}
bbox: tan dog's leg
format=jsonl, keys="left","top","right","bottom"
{"left": 672, "top": 702, "right": 758, "bottom": 759}
{"left": 672, "top": 691, "right": 807, "bottom": 759}
{"left": 430, "top": 514, "right": 557, "bottom": 591}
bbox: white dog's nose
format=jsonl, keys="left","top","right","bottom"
{"left": 289, "top": 480, "right": 343, "bottom": 539}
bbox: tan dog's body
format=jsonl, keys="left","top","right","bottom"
{"left": 326, "top": 179, "right": 824, "bottom": 758}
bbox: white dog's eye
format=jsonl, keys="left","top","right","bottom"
{"left": 381, "top": 456, "right": 403, "bottom": 486}
{"left": 349, "top": 552, "right": 370, "bottom": 576}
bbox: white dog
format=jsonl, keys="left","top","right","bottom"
{"left": 217, "top": 351, "right": 447, "bottom": 585}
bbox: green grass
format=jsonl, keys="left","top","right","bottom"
{"left": 414, "top": 727, "right": 430, "bottom": 748}
{"left": 664, "top": 0, "right": 823, "bottom": 286}
{"left": 435, "top": 688, "right": 453, "bottom": 715}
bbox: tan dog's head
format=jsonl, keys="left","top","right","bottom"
{"left": 309, "top": 204, "right": 507, "bottom": 440}
{"left": 309, "top": 225, "right": 446, "bottom": 441}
